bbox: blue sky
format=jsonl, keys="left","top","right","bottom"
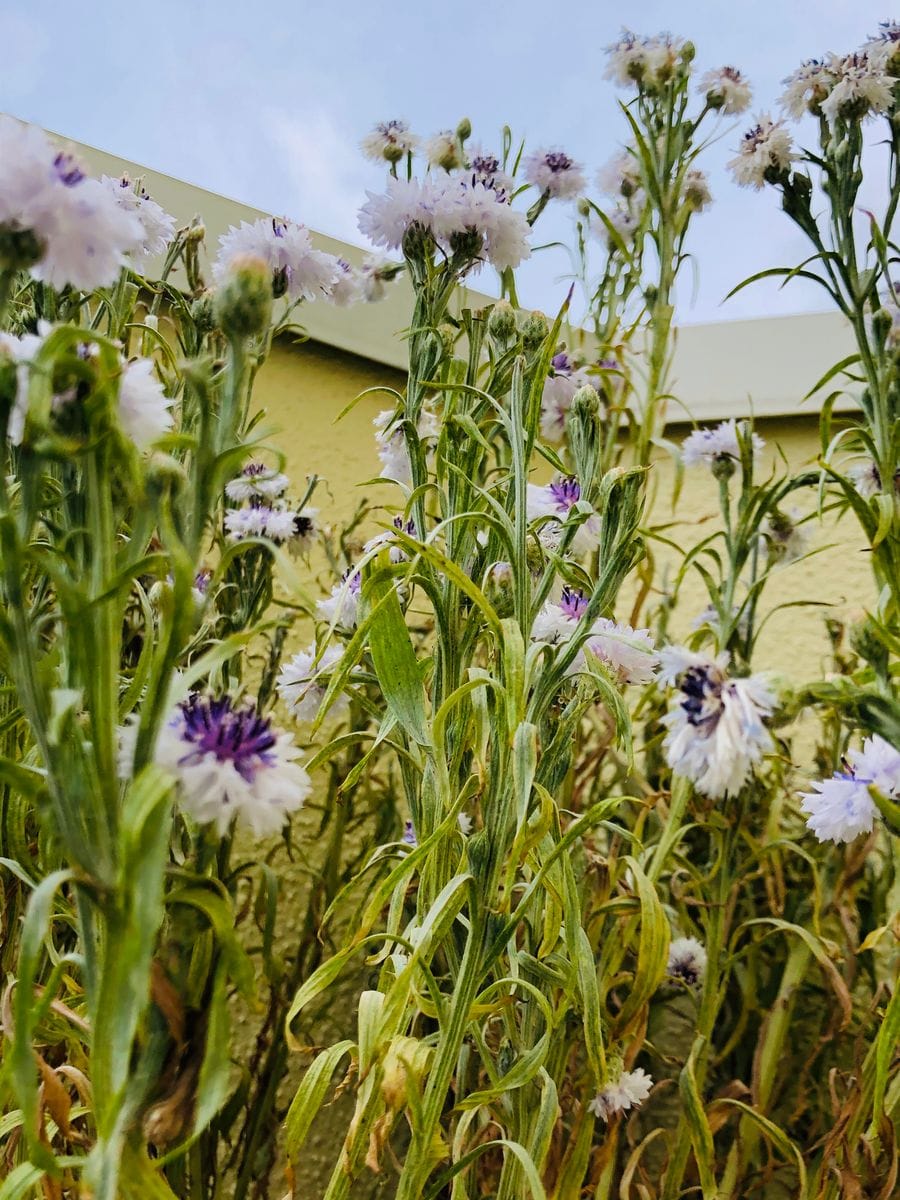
{"left": 0, "top": 1, "right": 892, "bottom": 323}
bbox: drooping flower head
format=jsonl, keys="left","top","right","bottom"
{"left": 361, "top": 119, "right": 418, "bottom": 164}
{"left": 683, "top": 168, "right": 713, "bottom": 212}
{"left": 586, "top": 619, "right": 659, "bottom": 686}
{"left": 596, "top": 150, "right": 642, "bottom": 199}
{"left": 424, "top": 130, "right": 463, "bottom": 171}
{"left": 800, "top": 734, "right": 900, "bottom": 844}
{"left": 699, "top": 66, "right": 753, "bottom": 114}
{"left": 134, "top": 694, "right": 311, "bottom": 837}
{"left": 727, "top": 114, "right": 795, "bottom": 189}
{"left": 666, "top": 936, "right": 707, "bottom": 986}
{"left": 214, "top": 216, "right": 340, "bottom": 301}
{"left": 523, "top": 148, "right": 586, "bottom": 199}
{"left": 117, "top": 357, "right": 173, "bottom": 449}
{"left": 329, "top": 258, "right": 364, "bottom": 307}
{"left": 374, "top": 404, "right": 440, "bottom": 487}
{"left": 589, "top": 1067, "right": 653, "bottom": 1121}
{"left": 660, "top": 646, "right": 776, "bottom": 798}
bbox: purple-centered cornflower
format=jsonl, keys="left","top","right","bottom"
{"left": 120, "top": 694, "right": 311, "bottom": 837}
{"left": 800, "top": 734, "right": 900, "bottom": 844}
{"left": 526, "top": 476, "right": 599, "bottom": 554}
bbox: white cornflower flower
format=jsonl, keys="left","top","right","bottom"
{"left": 288, "top": 507, "right": 318, "bottom": 556}
{"left": 866, "top": 21, "right": 900, "bottom": 68}
{"left": 117, "top": 358, "right": 173, "bottom": 449}
{"left": 699, "top": 66, "right": 753, "bottom": 114}
{"left": 585, "top": 619, "right": 659, "bottom": 686}
{"left": 727, "top": 114, "right": 795, "bottom": 189}
{"left": 224, "top": 506, "right": 268, "bottom": 541}
{"left": 225, "top": 462, "right": 290, "bottom": 502}
{"left": 122, "top": 694, "right": 312, "bottom": 838}
{"left": 683, "top": 168, "right": 713, "bottom": 212}
{"left": 592, "top": 202, "right": 642, "bottom": 252}
{"left": 759, "top": 507, "right": 811, "bottom": 564}
{"left": 100, "top": 174, "right": 176, "bottom": 271}
{"left": 364, "top": 515, "right": 417, "bottom": 563}
{"left": 531, "top": 587, "right": 591, "bottom": 645}
{"left": 589, "top": 1068, "right": 653, "bottom": 1121}
{"left": 847, "top": 457, "right": 883, "bottom": 499}
{"left": 526, "top": 476, "right": 598, "bottom": 554}
{"left": 539, "top": 352, "right": 594, "bottom": 443}
{"left": 820, "top": 49, "right": 894, "bottom": 128}
{"left": 780, "top": 59, "right": 838, "bottom": 120}
{"left": 467, "top": 148, "right": 515, "bottom": 197}
{"left": 213, "top": 217, "right": 340, "bottom": 302}
{"left": 277, "top": 642, "right": 348, "bottom": 724}
{"left": 1, "top": 324, "right": 50, "bottom": 444}
{"left": 0, "top": 118, "right": 145, "bottom": 289}
{"left": 596, "top": 150, "right": 641, "bottom": 199}
{"left": 660, "top": 646, "right": 776, "bottom": 799}
{"left": 374, "top": 405, "right": 439, "bottom": 487}
{"left": 604, "top": 29, "right": 649, "bottom": 87}
{"left": 328, "top": 258, "right": 364, "bottom": 307}
{"left": 360, "top": 119, "right": 418, "bottom": 164}
{"left": 433, "top": 178, "right": 532, "bottom": 270}
{"left": 681, "top": 419, "right": 764, "bottom": 470}
{"left": 424, "top": 130, "right": 462, "bottom": 171}
{"left": 457, "top": 812, "right": 473, "bottom": 836}
{"left": 360, "top": 254, "right": 398, "bottom": 302}
{"left": 318, "top": 570, "right": 362, "bottom": 630}
{"left": 800, "top": 735, "right": 900, "bottom": 844}
{"left": 523, "top": 147, "right": 586, "bottom": 199}
{"left": 666, "top": 937, "right": 707, "bottom": 986}
{"left": 357, "top": 177, "right": 438, "bottom": 251}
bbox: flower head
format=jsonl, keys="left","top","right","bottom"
{"left": 589, "top": 1068, "right": 653, "bottom": 1121}
{"left": 527, "top": 477, "right": 598, "bottom": 554}
{"left": 424, "top": 130, "right": 463, "bottom": 171}
{"left": 683, "top": 168, "right": 713, "bottom": 212}
{"left": 660, "top": 646, "right": 776, "bottom": 798}
{"left": 226, "top": 461, "right": 290, "bottom": 502}
{"left": 586, "top": 618, "right": 659, "bottom": 686}
{"left": 699, "top": 66, "right": 753, "bottom": 114}
{"left": 374, "top": 405, "right": 440, "bottom": 486}
{"left": 100, "top": 174, "right": 176, "bottom": 271}
{"left": 214, "top": 217, "right": 340, "bottom": 302}
{"left": 277, "top": 642, "right": 347, "bottom": 724}
{"left": 523, "top": 148, "right": 586, "bottom": 199}
{"left": 820, "top": 48, "right": 894, "bottom": 127}
{"left": 117, "top": 357, "right": 173, "bottom": 449}
{"left": 727, "top": 114, "right": 795, "bottom": 189}
{"left": 681, "top": 419, "right": 764, "bottom": 470}
{"left": 0, "top": 118, "right": 145, "bottom": 289}
{"left": 329, "top": 258, "right": 364, "bottom": 307}
{"left": 361, "top": 119, "right": 418, "bottom": 164}
{"left": 317, "top": 569, "right": 362, "bottom": 630}
{"left": 539, "top": 353, "right": 595, "bottom": 442}
{"left": 596, "top": 150, "right": 641, "bottom": 199}
{"left": 666, "top": 936, "right": 707, "bottom": 986}
{"left": 800, "top": 734, "right": 900, "bottom": 843}
{"left": 780, "top": 59, "right": 839, "bottom": 119}
{"left": 132, "top": 694, "right": 311, "bottom": 837}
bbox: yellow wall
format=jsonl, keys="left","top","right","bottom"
{"left": 257, "top": 335, "right": 875, "bottom": 683}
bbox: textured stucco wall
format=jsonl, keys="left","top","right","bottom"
{"left": 256, "top": 335, "right": 875, "bottom": 678}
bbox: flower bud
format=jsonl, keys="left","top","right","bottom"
{"left": 185, "top": 218, "right": 206, "bottom": 244}
{"left": 190, "top": 290, "right": 216, "bottom": 335}
{"left": 484, "top": 560, "right": 515, "bottom": 617}
{"left": 488, "top": 300, "right": 517, "bottom": 346}
{"left": 213, "top": 255, "right": 273, "bottom": 339}
{"left": 456, "top": 117, "right": 472, "bottom": 142}
{"left": 521, "top": 310, "right": 549, "bottom": 351}
{"left": 849, "top": 614, "right": 889, "bottom": 675}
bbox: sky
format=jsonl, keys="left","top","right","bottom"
{"left": 0, "top": 1, "right": 892, "bottom": 325}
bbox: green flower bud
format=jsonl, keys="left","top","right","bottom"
{"left": 487, "top": 300, "right": 517, "bottom": 346}
{"left": 213, "top": 255, "right": 273, "bottom": 339}
{"left": 190, "top": 290, "right": 217, "bottom": 335}
{"left": 456, "top": 117, "right": 472, "bottom": 142}
{"left": 521, "top": 310, "right": 549, "bottom": 351}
